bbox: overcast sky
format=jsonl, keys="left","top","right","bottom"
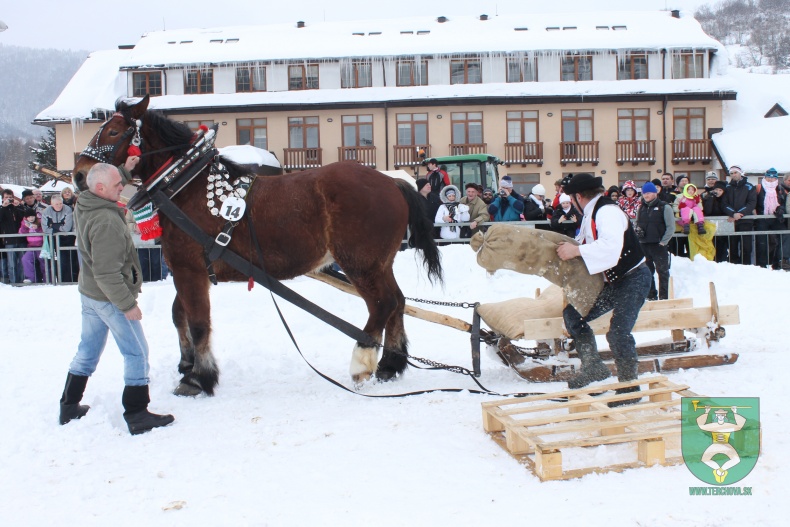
{"left": 1, "top": 0, "right": 711, "bottom": 52}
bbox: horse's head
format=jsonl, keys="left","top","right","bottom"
{"left": 72, "top": 95, "right": 150, "bottom": 191}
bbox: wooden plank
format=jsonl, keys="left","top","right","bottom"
{"left": 524, "top": 427, "right": 680, "bottom": 450}
{"left": 523, "top": 304, "right": 739, "bottom": 340}
{"left": 307, "top": 271, "right": 472, "bottom": 332}
{"left": 640, "top": 298, "right": 693, "bottom": 310}
{"left": 481, "top": 376, "right": 668, "bottom": 408}
{"left": 507, "top": 398, "right": 683, "bottom": 429}
{"left": 511, "top": 411, "right": 682, "bottom": 439}
{"left": 661, "top": 353, "right": 739, "bottom": 370}
{"left": 497, "top": 383, "right": 686, "bottom": 418}
{"left": 488, "top": 431, "right": 685, "bottom": 481}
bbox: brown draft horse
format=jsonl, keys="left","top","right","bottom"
{"left": 73, "top": 96, "right": 443, "bottom": 396}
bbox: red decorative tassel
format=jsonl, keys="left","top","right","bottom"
{"left": 199, "top": 124, "right": 209, "bottom": 133}
{"left": 138, "top": 214, "right": 162, "bottom": 241}
{"left": 247, "top": 277, "right": 254, "bottom": 291}
{"left": 127, "top": 144, "right": 142, "bottom": 157}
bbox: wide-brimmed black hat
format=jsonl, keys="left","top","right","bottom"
{"left": 563, "top": 173, "right": 603, "bottom": 194}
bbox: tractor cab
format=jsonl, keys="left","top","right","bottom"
{"left": 429, "top": 154, "right": 501, "bottom": 192}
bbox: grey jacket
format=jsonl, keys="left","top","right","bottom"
{"left": 40, "top": 204, "right": 73, "bottom": 234}
{"left": 74, "top": 190, "right": 142, "bottom": 312}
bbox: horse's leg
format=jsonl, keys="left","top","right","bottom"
{"left": 172, "top": 293, "right": 196, "bottom": 380}
{"left": 376, "top": 276, "right": 409, "bottom": 381}
{"left": 344, "top": 270, "right": 399, "bottom": 384}
{"left": 171, "top": 270, "right": 219, "bottom": 396}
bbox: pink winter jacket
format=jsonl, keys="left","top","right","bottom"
{"left": 19, "top": 221, "right": 44, "bottom": 247}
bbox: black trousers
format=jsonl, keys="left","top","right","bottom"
{"left": 641, "top": 243, "right": 670, "bottom": 300}
{"left": 728, "top": 221, "right": 754, "bottom": 265}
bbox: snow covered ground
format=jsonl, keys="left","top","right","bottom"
{"left": 0, "top": 245, "right": 785, "bottom": 526}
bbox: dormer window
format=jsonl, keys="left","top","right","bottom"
{"left": 132, "top": 71, "right": 163, "bottom": 97}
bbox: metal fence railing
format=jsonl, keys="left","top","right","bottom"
{"left": 2, "top": 214, "right": 788, "bottom": 285}
{"left": 1, "top": 231, "right": 169, "bottom": 286}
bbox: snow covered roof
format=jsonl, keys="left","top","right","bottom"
{"left": 711, "top": 69, "right": 790, "bottom": 174}
{"left": 35, "top": 49, "right": 130, "bottom": 123}
{"left": 119, "top": 11, "right": 722, "bottom": 68}
{"left": 34, "top": 11, "right": 732, "bottom": 125}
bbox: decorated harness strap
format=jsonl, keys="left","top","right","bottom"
{"left": 204, "top": 161, "right": 256, "bottom": 285}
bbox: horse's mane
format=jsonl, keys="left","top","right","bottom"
{"left": 116, "top": 102, "right": 255, "bottom": 181}
{"left": 139, "top": 109, "right": 195, "bottom": 154}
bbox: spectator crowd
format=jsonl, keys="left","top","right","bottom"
{"left": 1, "top": 184, "right": 168, "bottom": 285}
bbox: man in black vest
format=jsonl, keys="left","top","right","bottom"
{"left": 636, "top": 182, "right": 675, "bottom": 301}
{"left": 557, "top": 173, "right": 651, "bottom": 406}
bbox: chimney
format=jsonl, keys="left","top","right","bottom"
{"left": 671, "top": 10, "right": 680, "bottom": 19}
{"left": 296, "top": 21, "right": 305, "bottom": 28}
{"left": 437, "top": 16, "right": 448, "bottom": 23}
{"left": 479, "top": 14, "right": 489, "bottom": 21}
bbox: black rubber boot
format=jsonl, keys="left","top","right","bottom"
{"left": 122, "top": 385, "right": 175, "bottom": 435}
{"left": 608, "top": 358, "right": 642, "bottom": 407}
{"left": 567, "top": 335, "right": 611, "bottom": 389}
{"left": 59, "top": 373, "right": 90, "bottom": 425}
{"left": 682, "top": 223, "right": 690, "bottom": 235}
{"left": 696, "top": 222, "right": 707, "bottom": 235}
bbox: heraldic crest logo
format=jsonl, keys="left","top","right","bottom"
{"left": 681, "top": 397, "right": 760, "bottom": 485}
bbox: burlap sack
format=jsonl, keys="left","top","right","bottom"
{"left": 476, "top": 285, "right": 564, "bottom": 340}
{"left": 470, "top": 224, "right": 604, "bottom": 316}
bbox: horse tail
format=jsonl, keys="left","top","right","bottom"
{"left": 394, "top": 179, "right": 443, "bottom": 284}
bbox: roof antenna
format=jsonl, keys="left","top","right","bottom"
{"left": 163, "top": 17, "right": 166, "bottom": 31}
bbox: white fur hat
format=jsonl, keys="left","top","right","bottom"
{"left": 559, "top": 193, "right": 571, "bottom": 204}
{"left": 531, "top": 184, "right": 546, "bottom": 196}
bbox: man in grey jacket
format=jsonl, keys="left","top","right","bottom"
{"left": 635, "top": 182, "right": 675, "bottom": 301}
{"left": 58, "top": 161, "right": 174, "bottom": 435}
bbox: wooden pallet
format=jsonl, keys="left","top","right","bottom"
{"left": 482, "top": 376, "right": 700, "bottom": 481}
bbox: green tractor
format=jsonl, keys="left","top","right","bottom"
{"left": 428, "top": 154, "right": 502, "bottom": 192}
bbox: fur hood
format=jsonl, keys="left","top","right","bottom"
{"left": 439, "top": 185, "right": 461, "bottom": 204}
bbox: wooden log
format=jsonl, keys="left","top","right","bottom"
{"left": 523, "top": 304, "right": 739, "bottom": 340}
{"left": 306, "top": 271, "right": 472, "bottom": 332}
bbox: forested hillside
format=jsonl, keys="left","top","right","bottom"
{"left": 0, "top": 44, "right": 86, "bottom": 184}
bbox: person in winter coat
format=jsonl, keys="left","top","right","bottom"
{"left": 702, "top": 180, "right": 729, "bottom": 263}
{"left": 488, "top": 176, "right": 524, "bottom": 222}
{"left": 635, "top": 182, "right": 675, "bottom": 301}
{"left": 416, "top": 178, "right": 442, "bottom": 239}
{"left": 435, "top": 185, "right": 470, "bottom": 240}
{"left": 523, "top": 183, "right": 550, "bottom": 228}
{"left": 607, "top": 185, "right": 621, "bottom": 203}
{"left": 1, "top": 188, "right": 25, "bottom": 283}
{"left": 722, "top": 165, "right": 757, "bottom": 265}
{"left": 41, "top": 194, "right": 79, "bottom": 282}
{"left": 754, "top": 168, "right": 786, "bottom": 269}
{"left": 459, "top": 182, "right": 489, "bottom": 236}
{"left": 18, "top": 209, "right": 44, "bottom": 283}
{"left": 617, "top": 180, "right": 641, "bottom": 219}
{"left": 677, "top": 183, "right": 706, "bottom": 235}
{"left": 425, "top": 158, "right": 450, "bottom": 197}
{"left": 658, "top": 173, "right": 678, "bottom": 204}
{"left": 61, "top": 187, "right": 77, "bottom": 208}
{"left": 57, "top": 160, "right": 174, "bottom": 436}
{"left": 701, "top": 171, "right": 720, "bottom": 199}
{"left": 550, "top": 193, "right": 581, "bottom": 238}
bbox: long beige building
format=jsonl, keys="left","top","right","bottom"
{"left": 35, "top": 10, "right": 736, "bottom": 195}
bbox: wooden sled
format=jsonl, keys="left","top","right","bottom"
{"left": 496, "top": 281, "right": 739, "bottom": 382}
{"left": 309, "top": 270, "right": 739, "bottom": 382}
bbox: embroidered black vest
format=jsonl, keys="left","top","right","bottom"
{"left": 591, "top": 197, "right": 644, "bottom": 284}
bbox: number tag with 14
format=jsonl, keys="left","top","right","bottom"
{"left": 219, "top": 196, "right": 246, "bottom": 221}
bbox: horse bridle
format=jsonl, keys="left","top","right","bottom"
{"left": 79, "top": 112, "right": 141, "bottom": 164}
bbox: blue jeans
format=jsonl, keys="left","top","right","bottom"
{"left": 563, "top": 264, "right": 652, "bottom": 373}
{"left": 69, "top": 295, "right": 150, "bottom": 386}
